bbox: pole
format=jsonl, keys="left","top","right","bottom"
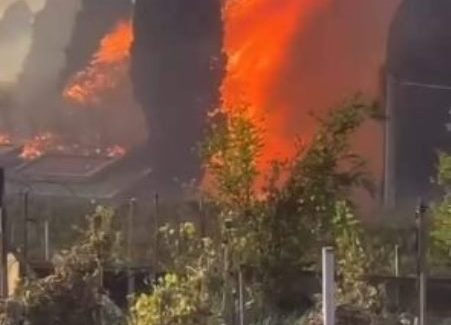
{"left": 395, "top": 244, "right": 400, "bottom": 277}
{"left": 153, "top": 193, "right": 159, "bottom": 273}
{"left": 127, "top": 198, "right": 136, "bottom": 302}
{"left": 416, "top": 201, "right": 428, "bottom": 325}
{"left": 238, "top": 268, "right": 245, "bottom": 325}
{"left": 23, "top": 190, "right": 29, "bottom": 275}
{"left": 0, "top": 168, "right": 8, "bottom": 298}
{"left": 394, "top": 244, "right": 400, "bottom": 310}
{"left": 322, "top": 247, "right": 335, "bottom": 325}
{"left": 44, "top": 219, "right": 50, "bottom": 261}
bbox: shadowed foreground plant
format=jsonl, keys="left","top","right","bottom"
{"left": 0, "top": 207, "right": 123, "bottom": 325}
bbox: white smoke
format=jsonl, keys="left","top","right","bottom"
{"left": 0, "top": 0, "right": 48, "bottom": 83}
{"left": 0, "top": 0, "right": 46, "bottom": 18}
{"left": 0, "top": 0, "right": 82, "bottom": 137}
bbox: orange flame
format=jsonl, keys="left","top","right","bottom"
{"left": 63, "top": 20, "right": 133, "bottom": 106}
{"left": 106, "top": 145, "right": 126, "bottom": 158}
{"left": 20, "top": 132, "right": 56, "bottom": 161}
{"left": 19, "top": 132, "right": 127, "bottom": 160}
{"left": 222, "top": 0, "right": 331, "bottom": 167}
{"left": 0, "top": 134, "right": 11, "bottom": 146}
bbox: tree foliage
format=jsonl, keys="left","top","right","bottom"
{"left": 201, "top": 96, "right": 383, "bottom": 314}
{"left": 130, "top": 223, "right": 224, "bottom": 325}
{"left": 431, "top": 153, "right": 451, "bottom": 265}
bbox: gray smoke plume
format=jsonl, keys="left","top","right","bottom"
{"left": 13, "top": 0, "right": 82, "bottom": 136}
{"left": 0, "top": 1, "right": 33, "bottom": 84}
{"left": 5, "top": 0, "right": 145, "bottom": 150}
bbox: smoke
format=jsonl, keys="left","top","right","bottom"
{"left": 12, "top": 0, "right": 83, "bottom": 136}
{"left": 0, "top": 1, "right": 33, "bottom": 84}
{"left": 387, "top": 0, "right": 451, "bottom": 86}
{"left": 57, "top": 0, "right": 148, "bottom": 149}
{"left": 60, "top": 0, "right": 131, "bottom": 88}
{"left": 5, "top": 0, "right": 143, "bottom": 150}
{"left": 0, "top": 0, "right": 49, "bottom": 84}
{"left": 131, "top": 0, "right": 223, "bottom": 188}
{"left": 0, "top": 0, "right": 46, "bottom": 17}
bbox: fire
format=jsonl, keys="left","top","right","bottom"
{"left": 20, "top": 132, "right": 56, "bottom": 161}
{"left": 19, "top": 132, "right": 127, "bottom": 160}
{"left": 106, "top": 145, "right": 126, "bottom": 158}
{"left": 63, "top": 20, "right": 133, "bottom": 106}
{"left": 0, "top": 133, "right": 11, "bottom": 146}
{"left": 221, "top": 0, "right": 330, "bottom": 166}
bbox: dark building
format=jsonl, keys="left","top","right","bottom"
{"left": 130, "top": 0, "right": 224, "bottom": 195}
{"left": 384, "top": 0, "right": 451, "bottom": 210}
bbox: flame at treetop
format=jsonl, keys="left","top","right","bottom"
{"left": 221, "top": 0, "right": 330, "bottom": 167}
{"left": 63, "top": 20, "right": 133, "bottom": 106}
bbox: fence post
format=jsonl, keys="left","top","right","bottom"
{"left": 238, "top": 268, "right": 245, "bottom": 325}
{"left": 0, "top": 168, "right": 8, "bottom": 298}
{"left": 322, "top": 247, "right": 335, "bottom": 325}
{"left": 44, "top": 219, "right": 50, "bottom": 262}
{"left": 416, "top": 201, "right": 428, "bottom": 325}
{"left": 127, "top": 198, "right": 137, "bottom": 304}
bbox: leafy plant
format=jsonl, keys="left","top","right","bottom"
{"left": 1, "top": 207, "right": 122, "bottom": 325}
{"left": 431, "top": 153, "right": 451, "bottom": 265}
{"left": 334, "top": 201, "right": 383, "bottom": 312}
{"left": 130, "top": 223, "right": 224, "bottom": 325}
{"left": 202, "top": 104, "right": 263, "bottom": 211}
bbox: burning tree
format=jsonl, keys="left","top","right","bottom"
{"left": 63, "top": 20, "right": 133, "bottom": 106}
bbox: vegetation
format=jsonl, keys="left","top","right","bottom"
{"left": 131, "top": 96, "right": 390, "bottom": 324}
{"left": 4, "top": 96, "right": 451, "bottom": 324}
{"left": 0, "top": 207, "right": 123, "bottom": 325}
{"left": 430, "top": 153, "right": 451, "bottom": 265}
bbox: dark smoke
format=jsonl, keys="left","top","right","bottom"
{"left": 60, "top": 0, "right": 131, "bottom": 88}
{"left": 387, "top": 0, "right": 451, "bottom": 85}
{"left": 386, "top": 0, "right": 451, "bottom": 208}
{"left": 131, "top": 0, "right": 224, "bottom": 192}
{"left": 14, "top": 0, "right": 133, "bottom": 139}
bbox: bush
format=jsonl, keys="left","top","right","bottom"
{"left": 129, "top": 223, "right": 224, "bottom": 325}
{"left": 1, "top": 207, "right": 123, "bottom": 325}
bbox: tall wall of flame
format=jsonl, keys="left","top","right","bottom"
{"left": 130, "top": 0, "right": 399, "bottom": 196}
{"left": 223, "top": 0, "right": 399, "bottom": 175}
{"left": 131, "top": 0, "right": 224, "bottom": 189}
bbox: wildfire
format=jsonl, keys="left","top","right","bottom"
{"left": 221, "top": 0, "right": 330, "bottom": 166}
{"left": 18, "top": 132, "right": 127, "bottom": 161}
{"left": 0, "top": 133, "right": 11, "bottom": 146}
{"left": 20, "top": 132, "right": 56, "bottom": 161}
{"left": 106, "top": 145, "right": 126, "bottom": 158}
{"left": 63, "top": 20, "right": 133, "bottom": 106}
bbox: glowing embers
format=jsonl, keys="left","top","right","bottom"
{"left": 20, "top": 132, "right": 55, "bottom": 160}
{"left": 18, "top": 132, "right": 126, "bottom": 162}
{"left": 63, "top": 20, "right": 133, "bottom": 106}
{"left": 0, "top": 133, "right": 11, "bottom": 146}
{"left": 15, "top": 154, "right": 123, "bottom": 183}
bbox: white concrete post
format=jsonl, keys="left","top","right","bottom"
{"left": 322, "top": 247, "right": 335, "bottom": 325}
